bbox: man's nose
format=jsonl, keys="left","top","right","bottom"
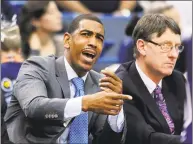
{"left": 88, "top": 36, "right": 97, "bottom": 48}
{"left": 168, "top": 47, "right": 179, "bottom": 59}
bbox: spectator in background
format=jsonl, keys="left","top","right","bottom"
{"left": 118, "top": 13, "right": 140, "bottom": 63}
{"left": 18, "top": 1, "right": 64, "bottom": 59}
{"left": 1, "top": 0, "right": 14, "bottom": 21}
{"left": 166, "top": 1, "right": 192, "bottom": 40}
{"left": 1, "top": 94, "right": 13, "bottom": 144}
{"left": 56, "top": 0, "right": 140, "bottom": 16}
{"left": 1, "top": 21, "right": 21, "bottom": 144}
{"left": 1, "top": 23, "right": 23, "bottom": 104}
{"left": 183, "top": 37, "right": 192, "bottom": 144}
{"left": 139, "top": 1, "right": 192, "bottom": 38}
{"left": 144, "top": 2, "right": 181, "bottom": 28}
{"left": 1, "top": 25, "right": 23, "bottom": 63}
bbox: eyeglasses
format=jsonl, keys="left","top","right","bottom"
{"left": 144, "top": 39, "right": 184, "bottom": 53}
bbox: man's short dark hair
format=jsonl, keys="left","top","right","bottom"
{"left": 68, "top": 14, "right": 104, "bottom": 34}
{"left": 132, "top": 14, "right": 181, "bottom": 58}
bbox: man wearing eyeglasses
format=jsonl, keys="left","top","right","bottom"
{"left": 98, "top": 14, "right": 186, "bottom": 144}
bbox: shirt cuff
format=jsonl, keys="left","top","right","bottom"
{"left": 108, "top": 107, "right": 124, "bottom": 133}
{"left": 64, "top": 97, "right": 82, "bottom": 121}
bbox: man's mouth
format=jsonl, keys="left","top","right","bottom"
{"left": 166, "top": 63, "right": 175, "bottom": 66}
{"left": 82, "top": 49, "right": 96, "bottom": 59}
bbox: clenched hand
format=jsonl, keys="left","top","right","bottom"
{"left": 99, "top": 69, "right": 122, "bottom": 94}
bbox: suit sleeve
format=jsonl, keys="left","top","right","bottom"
{"left": 14, "top": 57, "right": 69, "bottom": 121}
{"left": 98, "top": 99, "right": 182, "bottom": 144}
{"left": 123, "top": 100, "right": 182, "bottom": 144}
{"left": 90, "top": 114, "right": 107, "bottom": 144}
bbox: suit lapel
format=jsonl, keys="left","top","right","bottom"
{"left": 126, "top": 62, "right": 170, "bottom": 133}
{"left": 85, "top": 71, "right": 101, "bottom": 129}
{"left": 85, "top": 72, "right": 99, "bottom": 95}
{"left": 55, "top": 56, "right": 71, "bottom": 98}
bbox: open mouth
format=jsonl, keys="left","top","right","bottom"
{"left": 82, "top": 49, "right": 96, "bottom": 59}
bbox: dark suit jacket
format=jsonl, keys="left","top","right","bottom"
{"left": 98, "top": 61, "right": 185, "bottom": 144}
{"left": 4, "top": 55, "right": 107, "bottom": 144}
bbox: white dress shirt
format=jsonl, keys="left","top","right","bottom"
{"left": 63, "top": 57, "right": 88, "bottom": 120}
{"left": 108, "top": 61, "right": 162, "bottom": 133}
{"left": 59, "top": 57, "right": 123, "bottom": 142}
{"left": 135, "top": 62, "right": 162, "bottom": 93}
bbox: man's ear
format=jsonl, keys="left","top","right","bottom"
{"left": 64, "top": 33, "right": 71, "bottom": 49}
{"left": 136, "top": 39, "right": 146, "bottom": 56}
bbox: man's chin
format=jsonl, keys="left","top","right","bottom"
{"left": 84, "top": 66, "right": 93, "bottom": 72}
{"left": 80, "top": 64, "right": 93, "bottom": 72}
{"left": 163, "top": 70, "right": 173, "bottom": 76}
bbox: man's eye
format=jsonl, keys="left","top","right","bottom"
{"left": 82, "top": 33, "right": 90, "bottom": 36}
{"left": 98, "top": 37, "right": 104, "bottom": 42}
{"left": 163, "top": 44, "right": 172, "bottom": 48}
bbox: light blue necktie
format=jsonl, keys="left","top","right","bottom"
{"left": 68, "top": 77, "right": 88, "bottom": 144}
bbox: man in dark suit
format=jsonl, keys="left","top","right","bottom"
{"left": 98, "top": 14, "right": 186, "bottom": 144}
{"left": 4, "top": 14, "right": 132, "bottom": 144}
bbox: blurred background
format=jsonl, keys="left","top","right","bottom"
{"left": 1, "top": 0, "right": 192, "bottom": 72}
{"left": 1, "top": 1, "right": 192, "bottom": 143}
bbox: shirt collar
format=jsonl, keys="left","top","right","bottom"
{"left": 135, "top": 61, "right": 162, "bottom": 94}
{"left": 64, "top": 57, "right": 88, "bottom": 82}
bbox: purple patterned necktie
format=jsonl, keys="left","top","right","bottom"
{"left": 153, "top": 86, "right": 175, "bottom": 134}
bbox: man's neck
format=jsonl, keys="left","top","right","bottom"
{"left": 65, "top": 54, "right": 88, "bottom": 77}
{"left": 34, "top": 30, "right": 53, "bottom": 46}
